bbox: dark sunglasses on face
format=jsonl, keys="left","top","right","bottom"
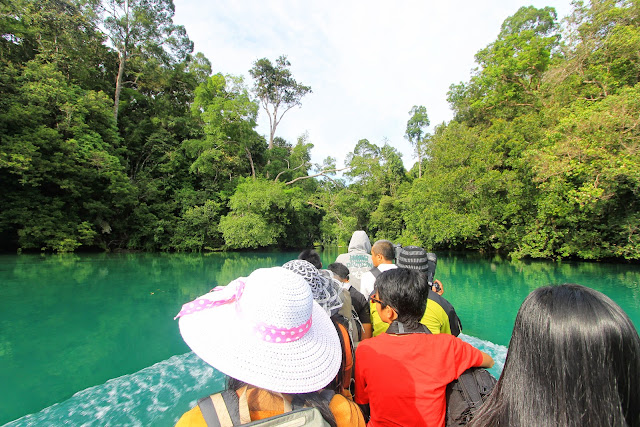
{"left": 370, "top": 295, "right": 385, "bottom": 306}
{"left": 370, "top": 294, "right": 397, "bottom": 313}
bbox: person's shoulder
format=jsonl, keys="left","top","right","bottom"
{"left": 357, "top": 333, "right": 386, "bottom": 350}
{"left": 349, "top": 287, "right": 367, "bottom": 303}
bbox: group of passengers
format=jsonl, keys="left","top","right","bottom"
{"left": 174, "top": 231, "right": 640, "bottom": 426}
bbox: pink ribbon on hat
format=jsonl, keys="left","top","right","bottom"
{"left": 174, "top": 278, "right": 313, "bottom": 344}
{"left": 174, "top": 280, "right": 245, "bottom": 319}
{"left": 254, "top": 317, "right": 313, "bottom": 343}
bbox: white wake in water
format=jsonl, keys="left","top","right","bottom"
{"left": 4, "top": 352, "right": 226, "bottom": 427}
{"left": 5, "top": 336, "right": 507, "bottom": 426}
{"left": 459, "top": 333, "right": 508, "bottom": 378}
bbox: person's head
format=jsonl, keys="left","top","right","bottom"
{"left": 348, "top": 230, "right": 371, "bottom": 254}
{"left": 372, "top": 268, "right": 429, "bottom": 328}
{"left": 395, "top": 245, "right": 429, "bottom": 272}
{"left": 283, "top": 259, "right": 343, "bottom": 316}
{"left": 175, "top": 267, "right": 342, "bottom": 394}
{"left": 327, "top": 262, "right": 349, "bottom": 283}
{"left": 371, "top": 240, "right": 395, "bottom": 267}
{"left": 471, "top": 284, "right": 640, "bottom": 427}
{"left": 298, "top": 249, "right": 322, "bottom": 269}
{"left": 396, "top": 246, "right": 438, "bottom": 291}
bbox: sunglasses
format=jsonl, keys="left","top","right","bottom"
{"left": 369, "top": 295, "right": 385, "bottom": 305}
{"left": 370, "top": 294, "right": 397, "bottom": 312}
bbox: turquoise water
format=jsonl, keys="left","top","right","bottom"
{"left": 0, "top": 251, "right": 638, "bottom": 426}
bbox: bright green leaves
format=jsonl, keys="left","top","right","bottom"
{"left": 0, "top": 58, "right": 131, "bottom": 252}
{"left": 219, "top": 178, "right": 319, "bottom": 249}
{"left": 452, "top": 6, "right": 560, "bottom": 122}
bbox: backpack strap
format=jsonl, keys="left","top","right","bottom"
{"left": 386, "top": 321, "right": 431, "bottom": 335}
{"left": 428, "top": 290, "right": 463, "bottom": 336}
{"left": 198, "top": 388, "right": 251, "bottom": 427}
{"left": 370, "top": 266, "right": 381, "bottom": 278}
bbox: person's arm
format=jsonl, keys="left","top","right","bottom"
{"left": 362, "top": 323, "right": 372, "bottom": 339}
{"left": 479, "top": 351, "right": 494, "bottom": 368}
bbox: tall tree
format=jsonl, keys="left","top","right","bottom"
{"left": 249, "top": 55, "right": 311, "bottom": 149}
{"left": 101, "top": 0, "right": 193, "bottom": 123}
{"left": 405, "top": 105, "right": 430, "bottom": 178}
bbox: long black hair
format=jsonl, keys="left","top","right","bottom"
{"left": 227, "top": 377, "right": 338, "bottom": 427}
{"left": 470, "top": 284, "right": 640, "bottom": 427}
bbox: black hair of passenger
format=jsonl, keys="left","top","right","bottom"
{"left": 298, "top": 249, "right": 322, "bottom": 269}
{"left": 375, "top": 268, "right": 428, "bottom": 329}
{"left": 372, "top": 240, "right": 395, "bottom": 262}
{"left": 227, "top": 377, "right": 338, "bottom": 427}
{"left": 470, "top": 284, "right": 640, "bottom": 427}
{"left": 327, "top": 262, "right": 349, "bottom": 281}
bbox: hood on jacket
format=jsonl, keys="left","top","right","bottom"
{"left": 348, "top": 230, "right": 371, "bottom": 254}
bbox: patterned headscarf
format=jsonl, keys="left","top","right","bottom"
{"left": 282, "top": 259, "right": 343, "bottom": 316}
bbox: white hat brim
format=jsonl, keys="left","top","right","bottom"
{"left": 179, "top": 298, "right": 341, "bottom": 393}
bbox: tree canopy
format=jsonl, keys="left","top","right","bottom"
{"left": 1, "top": 0, "right": 638, "bottom": 261}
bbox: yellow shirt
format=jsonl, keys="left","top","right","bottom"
{"left": 370, "top": 298, "right": 452, "bottom": 336}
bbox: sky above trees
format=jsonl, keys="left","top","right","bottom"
{"left": 173, "top": 0, "right": 575, "bottom": 169}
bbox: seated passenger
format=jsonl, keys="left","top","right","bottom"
{"left": 283, "top": 259, "right": 355, "bottom": 399}
{"left": 371, "top": 246, "right": 462, "bottom": 336}
{"left": 359, "top": 239, "right": 397, "bottom": 298}
{"left": 355, "top": 268, "right": 493, "bottom": 426}
{"left": 174, "top": 267, "right": 365, "bottom": 427}
{"left": 334, "top": 230, "right": 373, "bottom": 294}
{"left": 470, "top": 284, "right": 640, "bottom": 427}
{"left": 327, "top": 262, "right": 373, "bottom": 341}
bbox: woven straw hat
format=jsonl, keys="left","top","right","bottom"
{"left": 282, "top": 260, "right": 343, "bottom": 316}
{"left": 176, "top": 267, "right": 341, "bottom": 393}
{"left": 396, "top": 246, "right": 429, "bottom": 271}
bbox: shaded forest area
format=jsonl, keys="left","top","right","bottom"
{"left": 1, "top": 0, "right": 639, "bottom": 260}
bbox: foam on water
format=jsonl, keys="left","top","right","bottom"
{"left": 459, "top": 333, "right": 508, "bottom": 378}
{"left": 4, "top": 352, "right": 226, "bottom": 427}
{"left": 5, "top": 336, "right": 507, "bottom": 426}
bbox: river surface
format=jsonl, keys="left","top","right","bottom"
{"left": 1, "top": 250, "right": 638, "bottom": 426}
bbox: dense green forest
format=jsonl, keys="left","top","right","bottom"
{"left": 1, "top": 0, "right": 638, "bottom": 260}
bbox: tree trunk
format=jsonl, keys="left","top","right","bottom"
{"left": 114, "top": 53, "right": 126, "bottom": 124}
{"left": 245, "top": 147, "right": 256, "bottom": 178}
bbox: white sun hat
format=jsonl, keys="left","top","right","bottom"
{"left": 175, "top": 267, "right": 341, "bottom": 394}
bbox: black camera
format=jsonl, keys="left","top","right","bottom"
{"left": 426, "top": 252, "right": 438, "bottom": 292}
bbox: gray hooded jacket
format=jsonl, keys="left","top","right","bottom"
{"left": 334, "top": 231, "right": 373, "bottom": 294}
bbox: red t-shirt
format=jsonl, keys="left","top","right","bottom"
{"left": 355, "top": 333, "right": 484, "bottom": 426}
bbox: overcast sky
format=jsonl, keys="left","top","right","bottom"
{"left": 173, "top": 0, "right": 575, "bottom": 170}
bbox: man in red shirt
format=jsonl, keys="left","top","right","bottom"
{"left": 354, "top": 268, "right": 494, "bottom": 426}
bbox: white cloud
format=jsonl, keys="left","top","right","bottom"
{"left": 174, "top": 0, "right": 574, "bottom": 169}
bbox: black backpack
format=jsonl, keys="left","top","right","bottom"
{"left": 445, "top": 367, "right": 497, "bottom": 426}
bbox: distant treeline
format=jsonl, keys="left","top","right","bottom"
{"left": 1, "top": 0, "right": 638, "bottom": 260}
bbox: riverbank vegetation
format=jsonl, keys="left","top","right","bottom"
{"left": 1, "top": 0, "right": 638, "bottom": 260}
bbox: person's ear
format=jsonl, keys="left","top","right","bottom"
{"left": 388, "top": 307, "right": 398, "bottom": 322}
